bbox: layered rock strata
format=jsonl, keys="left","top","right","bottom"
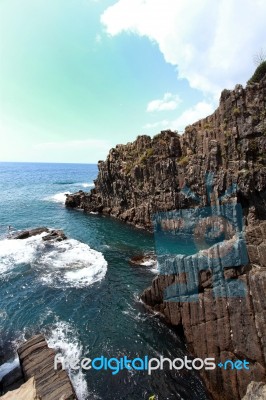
{"left": 17, "top": 334, "right": 76, "bottom": 400}
{"left": 1, "top": 335, "right": 77, "bottom": 400}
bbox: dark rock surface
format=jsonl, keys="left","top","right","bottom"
{"left": 12, "top": 227, "right": 49, "bottom": 240}
{"left": 66, "top": 76, "right": 266, "bottom": 399}
{"left": 42, "top": 230, "right": 67, "bottom": 242}
{"left": 0, "top": 367, "right": 24, "bottom": 394}
{"left": 12, "top": 228, "right": 67, "bottom": 242}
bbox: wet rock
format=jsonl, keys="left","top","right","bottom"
{"left": 42, "top": 230, "right": 67, "bottom": 242}
{"left": 12, "top": 228, "right": 49, "bottom": 240}
{"left": 12, "top": 228, "right": 67, "bottom": 242}
{"left": 129, "top": 254, "right": 157, "bottom": 266}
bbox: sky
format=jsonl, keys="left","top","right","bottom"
{"left": 0, "top": 0, "right": 265, "bottom": 163}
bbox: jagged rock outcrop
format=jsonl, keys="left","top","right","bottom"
{"left": 66, "top": 75, "right": 266, "bottom": 399}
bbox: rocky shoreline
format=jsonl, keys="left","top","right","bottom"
{"left": 66, "top": 75, "right": 266, "bottom": 399}
{"left": 1, "top": 334, "right": 76, "bottom": 399}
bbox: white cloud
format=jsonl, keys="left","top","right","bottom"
{"left": 101, "top": 0, "right": 266, "bottom": 98}
{"left": 147, "top": 93, "right": 181, "bottom": 112}
{"left": 143, "top": 101, "right": 214, "bottom": 132}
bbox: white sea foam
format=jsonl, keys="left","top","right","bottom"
{"left": 46, "top": 321, "right": 89, "bottom": 400}
{"left": 0, "top": 358, "right": 19, "bottom": 381}
{"left": 81, "top": 182, "right": 94, "bottom": 188}
{"left": 38, "top": 238, "right": 107, "bottom": 288}
{"left": 0, "top": 234, "right": 107, "bottom": 288}
{"left": 150, "top": 261, "right": 159, "bottom": 274}
{"left": 44, "top": 192, "right": 71, "bottom": 204}
{"left": 0, "top": 234, "right": 45, "bottom": 274}
{"left": 140, "top": 259, "right": 156, "bottom": 267}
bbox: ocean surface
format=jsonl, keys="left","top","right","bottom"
{"left": 0, "top": 162, "right": 209, "bottom": 400}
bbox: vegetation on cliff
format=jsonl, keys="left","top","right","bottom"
{"left": 247, "top": 60, "right": 266, "bottom": 84}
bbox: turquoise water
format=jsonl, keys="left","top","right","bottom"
{"left": 0, "top": 162, "right": 209, "bottom": 400}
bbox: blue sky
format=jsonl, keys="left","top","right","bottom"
{"left": 0, "top": 0, "right": 265, "bottom": 163}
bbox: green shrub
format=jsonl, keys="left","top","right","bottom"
{"left": 233, "top": 107, "right": 241, "bottom": 117}
{"left": 146, "top": 148, "right": 154, "bottom": 157}
{"left": 247, "top": 61, "right": 266, "bottom": 84}
{"left": 178, "top": 155, "right": 189, "bottom": 166}
{"left": 203, "top": 123, "right": 212, "bottom": 130}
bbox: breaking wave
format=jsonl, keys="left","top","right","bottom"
{"left": 44, "top": 192, "right": 70, "bottom": 204}
{"left": 80, "top": 183, "right": 94, "bottom": 188}
{"left": 0, "top": 234, "right": 107, "bottom": 288}
{"left": 45, "top": 321, "right": 90, "bottom": 400}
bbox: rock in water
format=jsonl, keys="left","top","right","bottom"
{"left": 12, "top": 228, "right": 67, "bottom": 242}
{"left": 12, "top": 228, "right": 49, "bottom": 240}
{"left": 129, "top": 254, "right": 157, "bottom": 266}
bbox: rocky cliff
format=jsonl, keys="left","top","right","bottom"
{"left": 66, "top": 75, "right": 266, "bottom": 399}
{"left": 66, "top": 77, "right": 265, "bottom": 231}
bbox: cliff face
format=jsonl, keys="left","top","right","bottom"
{"left": 66, "top": 76, "right": 266, "bottom": 400}
{"left": 141, "top": 221, "right": 266, "bottom": 400}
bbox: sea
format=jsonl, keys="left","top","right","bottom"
{"left": 0, "top": 162, "right": 210, "bottom": 400}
